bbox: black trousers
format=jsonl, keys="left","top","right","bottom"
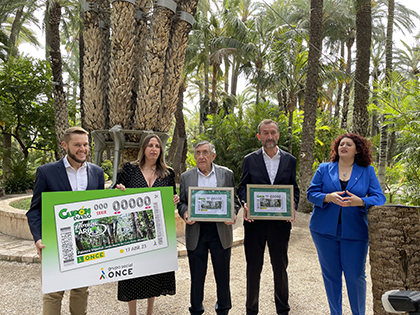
{"left": 187, "top": 222, "right": 232, "bottom": 315}
{"left": 244, "top": 220, "right": 291, "bottom": 315}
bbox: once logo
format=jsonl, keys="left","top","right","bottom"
{"left": 107, "top": 268, "right": 133, "bottom": 279}
{"left": 77, "top": 251, "right": 105, "bottom": 263}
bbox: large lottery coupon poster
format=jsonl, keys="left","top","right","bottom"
{"left": 41, "top": 187, "right": 178, "bottom": 294}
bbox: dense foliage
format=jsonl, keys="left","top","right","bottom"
{"left": 0, "top": 55, "right": 55, "bottom": 156}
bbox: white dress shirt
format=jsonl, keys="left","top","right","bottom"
{"left": 197, "top": 164, "right": 217, "bottom": 187}
{"left": 63, "top": 155, "right": 88, "bottom": 191}
{"left": 262, "top": 146, "right": 281, "bottom": 185}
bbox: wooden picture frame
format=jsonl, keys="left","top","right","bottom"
{"left": 246, "top": 184, "right": 294, "bottom": 220}
{"left": 188, "top": 187, "right": 235, "bottom": 222}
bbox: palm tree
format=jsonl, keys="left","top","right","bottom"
{"left": 394, "top": 40, "right": 420, "bottom": 78}
{"left": 370, "top": 37, "right": 386, "bottom": 138}
{"left": 46, "top": 0, "right": 69, "bottom": 158}
{"left": 134, "top": 1, "right": 177, "bottom": 131}
{"left": 352, "top": 0, "right": 372, "bottom": 137}
{"left": 82, "top": 0, "right": 111, "bottom": 132}
{"left": 108, "top": 0, "right": 136, "bottom": 131}
{"left": 297, "top": 0, "right": 323, "bottom": 213}
{"left": 377, "top": 0, "right": 394, "bottom": 189}
{"left": 0, "top": 0, "right": 40, "bottom": 176}
{"left": 271, "top": 35, "right": 307, "bottom": 154}
{"left": 157, "top": 0, "right": 199, "bottom": 132}
{"left": 373, "top": 0, "right": 419, "bottom": 188}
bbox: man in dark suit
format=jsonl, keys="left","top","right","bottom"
{"left": 26, "top": 126, "right": 105, "bottom": 315}
{"left": 178, "top": 141, "right": 240, "bottom": 315}
{"left": 237, "top": 119, "right": 300, "bottom": 315}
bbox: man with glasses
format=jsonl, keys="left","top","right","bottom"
{"left": 178, "top": 141, "right": 240, "bottom": 315}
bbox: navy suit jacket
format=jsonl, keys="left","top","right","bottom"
{"left": 307, "top": 162, "right": 386, "bottom": 240}
{"left": 237, "top": 147, "right": 300, "bottom": 209}
{"left": 26, "top": 158, "right": 105, "bottom": 242}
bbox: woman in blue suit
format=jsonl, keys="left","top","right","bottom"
{"left": 307, "top": 133, "right": 386, "bottom": 315}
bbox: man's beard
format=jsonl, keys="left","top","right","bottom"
{"left": 263, "top": 140, "right": 276, "bottom": 149}
{"left": 67, "top": 150, "right": 86, "bottom": 164}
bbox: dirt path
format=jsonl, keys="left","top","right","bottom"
{"left": 0, "top": 212, "right": 373, "bottom": 314}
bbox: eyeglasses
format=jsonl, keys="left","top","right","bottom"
{"left": 194, "top": 150, "right": 211, "bottom": 157}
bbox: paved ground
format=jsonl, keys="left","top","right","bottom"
{"left": 0, "top": 210, "right": 374, "bottom": 315}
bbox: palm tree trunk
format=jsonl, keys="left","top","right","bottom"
{"left": 340, "top": 36, "right": 354, "bottom": 131}
{"left": 287, "top": 91, "right": 296, "bottom": 155}
{"left": 352, "top": 0, "right": 371, "bottom": 137}
{"left": 8, "top": 6, "right": 23, "bottom": 57}
{"left": 224, "top": 55, "right": 229, "bottom": 93}
{"left": 334, "top": 42, "right": 345, "bottom": 119}
{"left": 371, "top": 70, "right": 380, "bottom": 139}
{"left": 172, "top": 82, "right": 188, "bottom": 178}
{"left": 49, "top": 0, "right": 69, "bottom": 158}
{"left": 135, "top": 3, "right": 176, "bottom": 131}
{"left": 378, "top": 0, "right": 395, "bottom": 188}
{"left": 79, "top": 6, "right": 86, "bottom": 132}
{"left": 378, "top": 124, "right": 387, "bottom": 191}
{"left": 158, "top": 0, "right": 198, "bottom": 132}
{"left": 231, "top": 58, "right": 238, "bottom": 96}
{"left": 2, "top": 134, "right": 12, "bottom": 180}
{"left": 109, "top": 0, "right": 136, "bottom": 130}
{"left": 298, "top": 0, "right": 323, "bottom": 213}
{"left": 83, "top": 0, "right": 111, "bottom": 132}
{"left": 210, "top": 63, "right": 219, "bottom": 114}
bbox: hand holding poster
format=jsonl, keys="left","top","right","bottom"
{"left": 42, "top": 187, "right": 177, "bottom": 294}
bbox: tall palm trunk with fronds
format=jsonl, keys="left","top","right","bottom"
{"left": 334, "top": 42, "right": 345, "bottom": 119}
{"left": 353, "top": 0, "right": 372, "bottom": 137}
{"left": 298, "top": 0, "right": 323, "bottom": 213}
{"left": 109, "top": 0, "right": 136, "bottom": 130}
{"left": 48, "top": 0, "right": 69, "bottom": 158}
{"left": 341, "top": 34, "right": 354, "bottom": 131}
{"left": 378, "top": 0, "right": 395, "bottom": 190}
{"left": 83, "top": 0, "right": 111, "bottom": 132}
{"left": 135, "top": 4, "right": 176, "bottom": 130}
{"left": 158, "top": 0, "right": 198, "bottom": 131}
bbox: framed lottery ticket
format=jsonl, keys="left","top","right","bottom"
{"left": 187, "top": 187, "right": 235, "bottom": 222}
{"left": 246, "top": 184, "right": 294, "bottom": 220}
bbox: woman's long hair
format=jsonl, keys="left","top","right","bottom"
{"left": 330, "top": 133, "right": 373, "bottom": 167}
{"left": 132, "top": 134, "right": 172, "bottom": 178}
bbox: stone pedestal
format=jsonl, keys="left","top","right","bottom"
{"left": 0, "top": 194, "right": 33, "bottom": 240}
{"left": 368, "top": 205, "right": 420, "bottom": 315}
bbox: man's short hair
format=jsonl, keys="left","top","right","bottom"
{"left": 63, "top": 127, "right": 89, "bottom": 143}
{"left": 258, "top": 119, "right": 279, "bottom": 134}
{"left": 194, "top": 140, "right": 216, "bottom": 154}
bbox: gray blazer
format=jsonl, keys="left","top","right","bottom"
{"left": 178, "top": 164, "right": 240, "bottom": 251}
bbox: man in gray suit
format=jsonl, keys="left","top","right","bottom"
{"left": 178, "top": 141, "right": 240, "bottom": 315}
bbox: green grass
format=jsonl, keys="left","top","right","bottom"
{"left": 9, "top": 197, "right": 31, "bottom": 210}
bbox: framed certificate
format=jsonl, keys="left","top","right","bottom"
{"left": 188, "top": 187, "right": 235, "bottom": 222}
{"left": 246, "top": 184, "right": 294, "bottom": 220}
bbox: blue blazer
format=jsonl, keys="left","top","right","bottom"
{"left": 307, "top": 162, "right": 386, "bottom": 240}
{"left": 26, "top": 158, "right": 105, "bottom": 242}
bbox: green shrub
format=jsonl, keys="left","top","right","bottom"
{"left": 3, "top": 151, "right": 35, "bottom": 194}
{"left": 101, "top": 160, "right": 113, "bottom": 180}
